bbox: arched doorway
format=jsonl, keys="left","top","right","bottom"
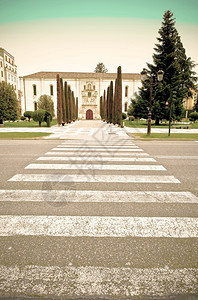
{"left": 86, "top": 109, "right": 93, "bottom": 120}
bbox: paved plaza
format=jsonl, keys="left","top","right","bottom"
{"left": 0, "top": 120, "right": 198, "bottom": 299}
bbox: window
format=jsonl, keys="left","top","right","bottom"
{"left": 88, "top": 92, "right": 91, "bottom": 97}
{"left": 0, "top": 61, "right": 2, "bottom": 67}
{"left": 125, "top": 102, "right": 128, "bottom": 112}
{"left": 34, "top": 102, "right": 37, "bottom": 111}
{"left": 93, "top": 85, "right": 95, "bottom": 90}
{"left": 11, "top": 75, "right": 13, "bottom": 81}
{"left": 125, "top": 86, "right": 128, "bottom": 97}
{"left": 1, "top": 71, "right": 3, "bottom": 77}
{"left": 84, "top": 85, "right": 86, "bottom": 90}
{"left": 33, "top": 84, "right": 37, "bottom": 96}
{"left": 8, "top": 73, "right": 10, "bottom": 80}
{"left": 88, "top": 84, "right": 91, "bottom": 90}
{"left": 50, "top": 84, "right": 53, "bottom": 96}
{"left": 5, "top": 55, "right": 7, "bottom": 61}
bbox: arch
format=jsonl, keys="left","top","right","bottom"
{"left": 86, "top": 109, "right": 93, "bottom": 120}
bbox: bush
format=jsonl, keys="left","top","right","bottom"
{"left": 20, "top": 116, "right": 26, "bottom": 121}
{"left": 24, "top": 111, "right": 33, "bottom": 122}
{"left": 32, "top": 110, "right": 46, "bottom": 127}
{"left": 38, "top": 95, "right": 55, "bottom": 117}
{"left": 189, "top": 112, "right": 198, "bottom": 122}
{"left": 128, "top": 116, "right": 135, "bottom": 121}
{"left": 44, "top": 111, "right": 52, "bottom": 127}
{"left": 122, "top": 112, "right": 127, "bottom": 120}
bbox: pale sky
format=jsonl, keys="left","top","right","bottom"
{"left": 0, "top": 0, "right": 197, "bottom": 76}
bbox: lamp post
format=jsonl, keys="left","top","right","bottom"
{"left": 141, "top": 69, "right": 164, "bottom": 135}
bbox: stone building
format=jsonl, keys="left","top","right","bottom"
{"left": 0, "top": 48, "right": 18, "bottom": 92}
{"left": 19, "top": 71, "right": 141, "bottom": 119}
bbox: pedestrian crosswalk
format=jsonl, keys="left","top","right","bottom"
{"left": 1, "top": 133, "right": 198, "bottom": 298}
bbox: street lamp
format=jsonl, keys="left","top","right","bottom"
{"left": 141, "top": 69, "right": 164, "bottom": 135}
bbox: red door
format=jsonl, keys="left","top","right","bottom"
{"left": 86, "top": 109, "right": 93, "bottom": 120}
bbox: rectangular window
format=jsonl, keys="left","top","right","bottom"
{"left": 1, "top": 71, "right": 3, "bottom": 77}
{"left": 88, "top": 92, "right": 91, "bottom": 97}
{"left": 50, "top": 85, "right": 53, "bottom": 96}
{"left": 33, "top": 85, "right": 37, "bottom": 96}
{"left": 8, "top": 73, "right": 10, "bottom": 80}
{"left": 0, "top": 61, "right": 2, "bottom": 67}
{"left": 11, "top": 75, "right": 13, "bottom": 81}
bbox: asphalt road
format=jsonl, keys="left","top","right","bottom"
{"left": 0, "top": 135, "right": 198, "bottom": 299}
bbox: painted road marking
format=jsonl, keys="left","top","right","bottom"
{"left": 60, "top": 145, "right": 137, "bottom": 148}
{"left": 0, "top": 216, "right": 197, "bottom": 237}
{"left": 56, "top": 146, "right": 139, "bottom": 149}
{"left": 0, "top": 265, "right": 197, "bottom": 297}
{"left": 156, "top": 155, "right": 198, "bottom": 159}
{"left": 51, "top": 148, "right": 144, "bottom": 152}
{"left": 0, "top": 190, "right": 197, "bottom": 203}
{"left": 25, "top": 164, "right": 166, "bottom": 171}
{"left": 37, "top": 156, "right": 156, "bottom": 162}
{"left": 45, "top": 151, "right": 149, "bottom": 156}
{"left": 8, "top": 174, "right": 180, "bottom": 183}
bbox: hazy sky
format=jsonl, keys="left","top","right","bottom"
{"left": 0, "top": 0, "right": 198, "bottom": 76}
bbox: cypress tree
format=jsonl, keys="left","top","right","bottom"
{"left": 56, "top": 74, "right": 62, "bottom": 126}
{"left": 117, "top": 66, "right": 122, "bottom": 125}
{"left": 107, "top": 86, "right": 110, "bottom": 123}
{"left": 103, "top": 90, "right": 106, "bottom": 121}
{"left": 100, "top": 96, "right": 103, "bottom": 119}
{"left": 109, "top": 81, "right": 113, "bottom": 123}
{"left": 113, "top": 78, "right": 118, "bottom": 125}
{"left": 64, "top": 81, "right": 69, "bottom": 123}
{"left": 60, "top": 78, "right": 66, "bottom": 124}
{"left": 68, "top": 86, "right": 72, "bottom": 122}
{"left": 72, "top": 91, "right": 75, "bottom": 121}
{"left": 76, "top": 97, "right": 78, "bottom": 120}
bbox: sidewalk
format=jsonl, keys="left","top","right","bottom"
{"left": 0, "top": 120, "right": 197, "bottom": 139}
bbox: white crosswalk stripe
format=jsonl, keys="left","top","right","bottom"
{"left": 45, "top": 151, "right": 149, "bottom": 156}
{"left": 25, "top": 163, "right": 166, "bottom": 171}
{"left": 37, "top": 156, "right": 156, "bottom": 162}
{"left": 9, "top": 174, "right": 180, "bottom": 183}
{"left": 0, "top": 190, "right": 197, "bottom": 203}
{"left": 1, "top": 215, "right": 197, "bottom": 237}
{"left": 51, "top": 147, "right": 144, "bottom": 152}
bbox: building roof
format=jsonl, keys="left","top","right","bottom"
{"left": 0, "top": 48, "right": 15, "bottom": 60}
{"left": 21, "top": 71, "right": 141, "bottom": 80}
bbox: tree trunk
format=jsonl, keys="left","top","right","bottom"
{"left": 155, "top": 118, "right": 159, "bottom": 125}
{"left": 39, "top": 121, "right": 41, "bottom": 127}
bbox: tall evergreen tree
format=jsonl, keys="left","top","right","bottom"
{"left": 140, "top": 10, "right": 197, "bottom": 124}
{"left": 113, "top": 79, "right": 118, "bottom": 125}
{"left": 107, "top": 86, "right": 110, "bottom": 122}
{"left": 94, "top": 62, "right": 108, "bottom": 73}
{"left": 76, "top": 97, "right": 78, "bottom": 120}
{"left": 109, "top": 81, "right": 113, "bottom": 123}
{"left": 100, "top": 96, "right": 103, "bottom": 119}
{"left": 56, "top": 74, "right": 62, "bottom": 126}
{"left": 64, "top": 81, "right": 69, "bottom": 123}
{"left": 60, "top": 78, "right": 66, "bottom": 124}
{"left": 117, "top": 66, "right": 122, "bottom": 125}
{"left": 103, "top": 90, "right": 106, "bottom": 121}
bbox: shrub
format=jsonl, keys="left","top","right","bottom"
{"left": 189, "top": 112, "right": 198, "bottom": 122}
{"left": 24, "top": 111, "right": 33, "bottom": 122}
{"left": 38, "top": 95, "right": 55, "bottom": 117}
{"left": 129, "top": 116, "right": 135, "bottom": 121}
{"left": 122, "top": 112, "right": 127, "bottom": 120}
{"left": 32, "top": 110, "right": 46, "bottom": 127}
{"left": 20, "top": 116, "right": 26, "bottom": 121}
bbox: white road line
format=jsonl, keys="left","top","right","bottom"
{"left": 60, "top": 145, "right": 136, "bottom": 148}
{"left": 0, "top": 265, "right": 197, "bottom": 297}
{"left": 25, "top": 163, "right": 166, "bottom": 171}
{"left": 0, "top": 190, "right": 197, "bottom": 203}
{"left": 0, "top": 216, "right": 197, "bottom": 237}
{"left": 45, "top": 151, "right": 149, "bottom": 156}
{"left": 51, "top": 148, "right": 144, "bottom": 152}
{"left": 8, "top": 174, "right": 180, "bottom": 183}
{"left": 37, "top": 156, "right": 156, "bottom": 162}
{"left": 56, "top": 146, "right": 140, "bottom": 149}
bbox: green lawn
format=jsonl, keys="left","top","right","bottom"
{"left": 0, "top": 132, "right": 52, "bottom": 139}
{"left": 124, "top": 120, "right": 198, "bottom": 129}
{"left": 128, "top": 133, "right": 198, "bottom": 140}
{"left": 3, "top": 119, "right": 58, "bottom": 127}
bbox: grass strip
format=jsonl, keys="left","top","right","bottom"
{"left": 128, "top": 133, "right": 198, "bottom": 140}
{"left": 0, "top": 132, "right": 51, "bottom": 139}
{"left": 3, "top": 119, "right": 58, "bottom": 127}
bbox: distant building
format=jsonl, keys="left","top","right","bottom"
{"left": 19, "top": 71, "right": 142, "bottom": 119}
{"left": 0, "top": 48, "right": 18, "bottom": 92}
{"left": 183, "top": 88, "right": 197, "bottom": 117}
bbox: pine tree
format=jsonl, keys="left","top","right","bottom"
{"left": 117, "top": 66, "right": 122, "bottom": 125}
{"left": 56, "top": 74, "right": 62, "bottom": 126}
{"left": 141, "top": 10, "right": 197, "bottom": 124}
{"left": 94, "top": 62, "right": 108, "bottom": 73}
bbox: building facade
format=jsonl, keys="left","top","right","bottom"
{"left": 0, "top": 48, "right": 18, "bottom": 92}
{"left": 19, "top": 72, "right": 141, "bottom": 119}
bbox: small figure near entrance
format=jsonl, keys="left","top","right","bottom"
{"left": 86, "top": 109, "right": 93, "bottom": 120}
